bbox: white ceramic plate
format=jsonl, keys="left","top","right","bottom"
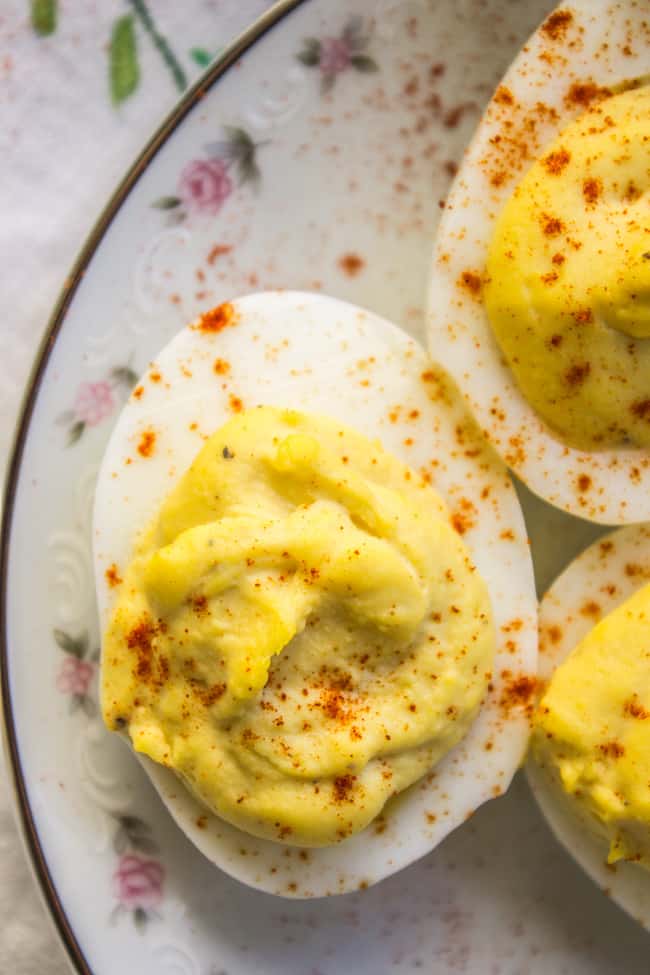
{"left": 4, "top": 1, "right": 650, "bottom": 973}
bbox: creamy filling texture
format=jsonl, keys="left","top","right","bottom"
{"left": 533, "top": 582, "right": 650, "bottom": 868}
{"left": 485, "top": 86, "right": 650, "bottom": 450}
{"left": 102, "top": 407, "right": 495, "bottom": 846}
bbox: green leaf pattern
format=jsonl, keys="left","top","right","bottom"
{"left": 133, "top": 907, "right": 148, "bottom": 932}
{"left": 350, "top": 55, "right": 379, "bottom": 73}
{"left": 190, "top": 47, "right": 213, "bottom": 68}
{"left": 222, "top": 126, "right": 262, "bottom": 187}
{"left": 110, "top": 15, "right": 140, "bottom": 106}
{"left": 113, "top": 815, "right": 159, "bottom": 857}
{"left": 31, "top": 0, "right": 57, "bottom": 36}
{"left": 152, "top": 195, "right": 182, "bottom": 210}
{"left": 296, "top": 38, "right": 320, "bottom": 67}
{"left": 54, "top": 629, "right": 88, "bottom": 658}
{"left": 110, "top": 365, "right": 139, "bottom": 388}
{"left": 67, "top": 419, "right": 86, "bottom": 446}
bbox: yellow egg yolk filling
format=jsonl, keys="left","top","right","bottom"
{"left": 101, "top": 407, "right": 495, "bottom": 847}
{"left": 485, "top": 86, "right": 650, "bottom": 450}
{"left": 533, "top": 582, "right": 650, "bottom": 869}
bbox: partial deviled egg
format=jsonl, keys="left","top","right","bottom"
{"left": 528, "top": 524, "right": 650, "bottom": 927}
{"left": 428, "top": 0, "right": 650, "bottom": 523}
{"left": 93, "top": 291, "right": 537, "bottom": 897}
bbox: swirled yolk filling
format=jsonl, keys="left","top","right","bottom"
{"left": 533, "top": 583, "right": 650, "bottom": 869}
{"left": 485, "top": 86, "right": 650, "bottom": 450}
{"left": 101, "top": 406, "right": 495, "bottom": 846}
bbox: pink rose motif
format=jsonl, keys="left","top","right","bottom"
{"left": 319, "top": 37, "right": 351, "bottom": 77}
{"left": 113, "top": 854, "right": 164, "bottom": 911}
{"left": 74, "top": 381, "right": 114, "bottom": 427}
{"left": 57, "top": 656, "right": 94, "bottom": 696}
{"left": 178, "top": 158, "right": 233, "bottom": 215}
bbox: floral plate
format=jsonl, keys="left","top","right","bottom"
{"left": 3, "top": 0, "right": 650, "bottom": 973}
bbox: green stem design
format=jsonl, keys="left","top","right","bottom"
{"left": 127, "top": 0, "right": 187, "bottom": 92}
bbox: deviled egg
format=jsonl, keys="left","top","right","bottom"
{"left": 528, "top": 524, "right": 650, "bottom": 928}
{"left": 428, "top": 0, "right": 650, "bottom": 523}
{"left": 93, "top": 291, "right": 537, "bottom": 897}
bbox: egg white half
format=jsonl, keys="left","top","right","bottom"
{"left": 427, "top": 0, "right": 650, "bottom": 524}
{"left": 527, "top": 523, "right": 650, "bottom": 928}
{"left": 93, "top": 291, "right": 537, "bottom": 897}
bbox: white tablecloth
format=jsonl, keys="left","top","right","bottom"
{"left": 0, "top": 3, "right": 270, "bottom": 970}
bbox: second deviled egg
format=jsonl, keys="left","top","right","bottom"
{"left": 428, "top": 0, "right": 650, "bottom": 523}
